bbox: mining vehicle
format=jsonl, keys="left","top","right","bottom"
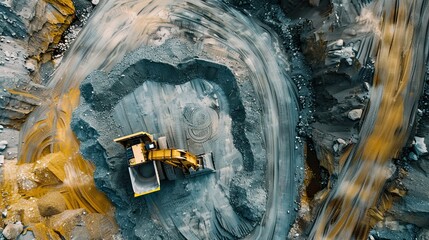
{"left": 114, "top": 132, "right": 215, "bottom": 197}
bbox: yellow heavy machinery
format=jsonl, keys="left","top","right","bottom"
{"left": 114, "top": 132, "right": 215, "bottom": 197}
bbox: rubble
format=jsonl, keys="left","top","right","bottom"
{"left": 43, "top": 210, "right": 118, "bottom": 239}
{"left": 409, "top": 151, "right": 419, "bottom": 161}
{"left": 417, "top": 228, "right": 429, "bottom": 240}
{"left": 0, "top": 140, "right": 7, "bottom": 151}
{"left": 37, "top": 192, "right": 67, "bottom": 217}
{"left": 0, "top": 82, "right": 44, "bottom": 129}
{"left": 413, "top": 137, "right": 428, "bottom": 156}
{"left": 9, "top": 198, "right": 41, "bottom": 225}
{"left": 16, "top": 164, "right": 38, "bottom": 193}
{"left": 2, "top": 222, "right": 23, "bottom": 240}
{"left": 80, "top": 213, "right": 118, "bottom": 240}
{"left": 33, "top": 152, "right": 67, "bottom": 185}
{"left": 230, "top": 172, "right": 267, "bottom": 223}
{"left": 348, "top": 109, "right": 363, "bottom": 121}
{"left": 364, "top": 82, "right": 371, "bottom": 91}
{"left": 333, "top": 138, "right": 347, "bottom": 153}
{"left": 330, "top": 46, "right": 355, "bottom": 66}
{"left": 48, "top": 209, "right": 86, "bottom": 238}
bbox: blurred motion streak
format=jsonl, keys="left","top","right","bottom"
{"left": 310, "top": 0, "right": 429, "bottom": 239}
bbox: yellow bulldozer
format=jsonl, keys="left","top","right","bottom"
{"left": 114, "top": 132, "right": 215, "bottom": 197}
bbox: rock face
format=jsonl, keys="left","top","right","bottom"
{"left": 298, "top": 0, "right": 375, "bottom": 166}
{"left": 0, "top": 3, "right": 27, "bottom": 38}
{"left": 0, "top": 36, "right": 46, "bottom": 128}
{"left": 0, "top": 0, "right": 75, "bottom": 57}
{"left": 389, "top": 158, "right": 429, "bottom": 228}
{"left": 300, "top": 1, "right": 376, "bottom": 73}
{"left": 309, "top": 72, "right": 367, "bottom": 176}
{"left": 27, "top": 0, "right": 75, "bottom": 57}
{"left": 0, "top": 0, "right": 76, "bottom": 127}
{"left": 37, "top": 191, "right": 67, "bottom": 217}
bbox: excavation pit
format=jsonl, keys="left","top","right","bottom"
{"left": 72, "top": 42, "right": 267, "bottom": 239}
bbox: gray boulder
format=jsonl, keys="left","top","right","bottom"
{"left": 414, "top": 137, "right": 428, "bottom": 156}
{"left": 348, "top": 109, "right": 363, "bottom": 121}
{"left": 3, "top": 222, "right": 23, "bottom": 240}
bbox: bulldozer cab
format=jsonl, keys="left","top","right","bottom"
{"left": 115, "top": 132, "right": 161, "bottom": 196}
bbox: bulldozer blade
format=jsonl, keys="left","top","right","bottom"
{"left": 186, "top": 152, "right": 215, "bottom": 178}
